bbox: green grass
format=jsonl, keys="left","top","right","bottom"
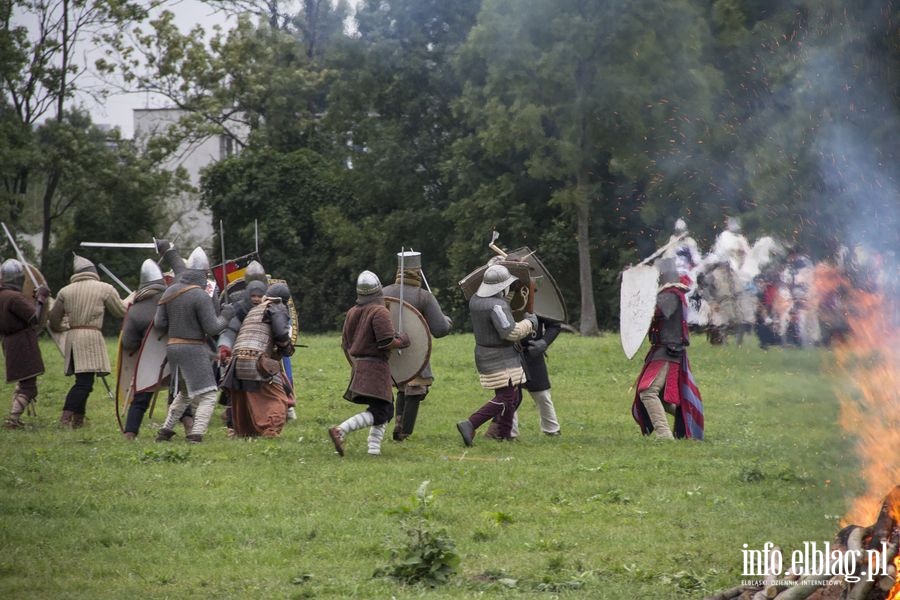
{"left": 0, "top": 333, "right": 864, "bottom": 598}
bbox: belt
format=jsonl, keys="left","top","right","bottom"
{"left": 69, "top": 325, "right": 101, "bottom": 331}
{"left": 168, "top": 337, "right": 205, "bottom": 345}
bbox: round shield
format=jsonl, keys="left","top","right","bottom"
{"left": 384, "top": 297, "right": 432, "bottom": 385}
{"left": 21, "top": 263, "right": 49, "bottom": 328}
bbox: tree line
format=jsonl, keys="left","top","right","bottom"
{"left": 3, "top": 0, "right": 898, "bottom": 333}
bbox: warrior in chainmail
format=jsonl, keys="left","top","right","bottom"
{"left": 456, "top": 264, "right": 536, "bottom": 446}
{"left": 328, "top": 271, "right": 409, "bottom": 457}
{"left": 49, "top": 253, "right": 127, "bottom": 428}
{"left": 381, "top": 251, "right": 452, "bottom": 441}
{"left": 153, "top": 246, "right": 231, "bottom": 443}
{"left": 120, "top": 259, "right": 195, "bottom": 439}
{"left": 220, "top": 282, "right": 294, "bottom": 437}
{"left": 1, "top": 259, "right": 50, "bottom": 429}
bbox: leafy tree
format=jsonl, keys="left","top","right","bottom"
{"left": 452, "top": 0, "right": 723, "bottom": 334}
{"left": 1, "top": 0, "right": 150, "bottom": 266}
{"left": 202, "top": 147, "right": 358, "bottom": 331}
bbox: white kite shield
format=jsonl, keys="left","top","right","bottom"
{"left": 619, "top": 264, "right": 660, "bottom": 359}
{"left": 384, "top": 296, "right": 432, "bottom": 386}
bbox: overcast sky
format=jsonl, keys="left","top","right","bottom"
{"left": 85, "top": 1, "right": 233, "bottom": 138}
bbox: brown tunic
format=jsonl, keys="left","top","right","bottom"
{"left": 0, "top": 287, "right": 44, "bottom": 382}
{"left": 341, "top": 300, "right": 396, "bottom": 402}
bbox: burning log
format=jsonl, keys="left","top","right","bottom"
{"left": 704, "top": 487, "right": 900, "bottom": 600}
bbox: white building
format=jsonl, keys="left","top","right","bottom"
{"left": 133, "top": 108, "right": 244, "bottom": 248}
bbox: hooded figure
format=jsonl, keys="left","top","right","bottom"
{"left": 219, "top": 281, "right": 295, "bottom": 438}
{"left": 328, "top": 270, "right": 410, "bottom": 457}
{"left": 1, "top": 259, "right": 50, "bottom": 428}
{"left": 49, "top": 253, "right": 127, "bottom": 428}
{"left": 630, "top": 258, "right": 704, "bottom": 440}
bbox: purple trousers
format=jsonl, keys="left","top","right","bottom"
{"left": 467, "top": 384, "right": 522, "bottom": 439}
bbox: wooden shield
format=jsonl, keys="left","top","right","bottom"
{"left": 620, "top": 264, "right": 660, "bottom": 359}
{"left": 134, "top": 325, "right": 170, "bottom": 393}
{"left": 21, "top": 263, "right": 66, "bottom": 355}
{"left": 384, "top": 297, "right": 431, "bottom": 385}
{"left": 505, "top": 247, "right": 568, "bottom": 323}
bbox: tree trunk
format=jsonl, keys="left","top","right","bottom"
{"left": 576, "top": 180, "right": 598, "bottom": 335}
{"left": 40, "top": 167, "right": 61, "bottom": 270}
{"left": 574, "top": 55, "right": 598, "bottom": 336}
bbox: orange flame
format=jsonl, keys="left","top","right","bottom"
{"left": 829, "top": 281, "right": 900, "bottom": 526}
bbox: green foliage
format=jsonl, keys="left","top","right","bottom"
{"left": 374, "top": 481, "right": 460, "bottom": 586}
{"left": 135, "top": 446, "right": 191, "bottom": 464}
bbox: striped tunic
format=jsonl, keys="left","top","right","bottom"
{"left": 49, "top": 272, "right": 127, "bottom": 375}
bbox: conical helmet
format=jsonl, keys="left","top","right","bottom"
{"left": 186, "top": 246, "right": 210, "bottom": 271}
{"left": 245, "top": 260, "right": 267, "bottom": 283}
{"left": 674, "top": 218, "right": 688, "bottom": 234}
{"left": 73, "top": 252, "right": 96, "bottom": 274}
{"left": 0, "top": 258, "right": 25, "bottom": 290}
{"left": 139, "top": 259, "right": 164, "bottom": 287}
{"left": 356, "top": 270, "right": 382, "bottom": 296}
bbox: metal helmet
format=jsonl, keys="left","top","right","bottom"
{"left": 266, "top": 282, "right": 291, "bottom": 304}
{"left": 186, "top": 246, "right": 210, "bottom": 271}
{"left": 397, "top": 251, "right": 422, "bottom": 270}
{"left": 245, "top": 260, "right": 267, "bottom": 283}
{"left": 73, "top": 252, "right": 97, "bottom": 274}
{"left": 139, "top": 259, "right": 164, "bottom": 287}
{"left": 356, "top": 270, "right": 382, "bottom": 296}
{"left": 657, "top": 257, "right": 679, "bottom": 286}
{"left": 674, "top": 218, "right": 688, "bottom": 234}
{"left": 0, "top": 258, "right": 25, "bottom": 290}
{"left": 726, "top": 216, "right": 741, "bottom": 233}
{"left": 476, "top": 264, "right": 518, "bottom": 298}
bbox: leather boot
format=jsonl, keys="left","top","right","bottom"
{"left": 59, "top": 409, "right": 75, "bottom": 428}
{"left": 392, "top": 393, "right": 406, "bottom": 441}
{"left": 71, "top": 414, "right": 85, "bottom": 429}
{"left": 4, "top": 393, "right": 30, "bottom": 429}
{"left": 400, "top": 394, "right": 423, "bottom": 439}
{"left": 123, "top": 432, "right": 137, "bottom": 441}
{"left": 640, "top": 396, "right": 674, "bottom": 440}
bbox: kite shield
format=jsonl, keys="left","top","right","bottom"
{"left": 384, "top": 296, "right": 431, "bottom": 386}
{"left": 134, "top": 325, "right": 170, "bottom": 393}
{"left": 505, "top": 247, "right": 568, "bottom": 323}
{"left": 620, "top": 264, "right": 659, "bottom": 359}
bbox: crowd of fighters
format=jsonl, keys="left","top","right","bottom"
{"left": 0, "top": 235, "right": 573, "bottom": 452}
{"left": 659, "top": 216, "right": 884, "bottom": 350}
{"left": 1, "top": 217, "right": 884, "bottom": 448}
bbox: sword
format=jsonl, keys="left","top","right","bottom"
{"left": 98, "top": 263, "right": 132, "bottom": 295}
{"left": 80, "top": 241, "right": 157, "bottom": 249}
{"left": 99, "top": 374, "right": 114, "bottom": 402}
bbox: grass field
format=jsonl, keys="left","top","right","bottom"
{"left": 0, "top": 332, "right": 863, "bottom": 599}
